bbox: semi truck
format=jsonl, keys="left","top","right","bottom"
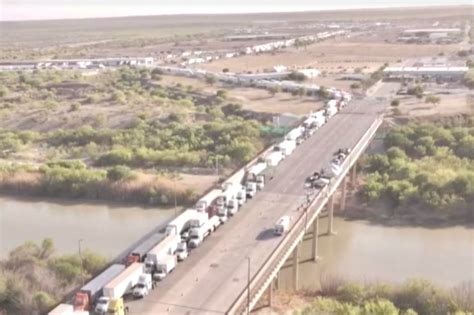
{"left": 246, "top": 162, "right": 267, "bottom": 191}
{"left": 73, "top": 264, "right": 125, "bottom": 312}
{"left": 107, "top": 298, "right": 127, "bottom": 315}
{"left": 132, "top": 274, "right": 152, "bottom": 298}
{"left": 265, "top": 151, "right": 284, "bottom": 167}
{"left": 285, "top": 126, "right": 304, "bottom": 141}
{"left": 176, "top": 242, "right": 189, "bottom": 261}
{"left": 125, "top": 233, "right": 165, "bottom": 266}
{"left": 95, "top": 298, "right": 127, "bottom": 315}
{"left": 188, "top": 217, "right": 216, "bottom": 248}
{"left": 97, "top": 263, "right": 144, "bottom": 313}
{"left": 165, "top": 209, "right": 198, "bottom": 237}
{"left": 48, "top": 304, "right": 74, "bottom": 315}
{"left": 144, "top": 234, "right": 180, "bottom": 274}
{"left": 154, "top": 254, "right": 177, "bottom": 281}
{"left": 235, "top": 186, "right": 247, "bottom": 206}
{"left": 195, "top": 189, "right": 221, "bottom": 213}
{"left": 275, "top": 140, "right": 296, "bottom": 157}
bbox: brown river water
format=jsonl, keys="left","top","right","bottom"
{"left": 279, "top": 216, "right": 474, "bottom": 289}
{"left": 1, "top": 197, "right": 473, "bottom": 288}
{"left": 0, "top": 197, "right": 174, "bottom": 259}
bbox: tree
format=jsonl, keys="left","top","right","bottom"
{"left": 288, "top": 71, "right": 307, "bottom": 82}
{"left": 107, "top": 165, "right": 134, "bottom": 181}
{"left": 350, "top": 82, "right": 361, "bottom": 89}
{"left": 32, "top": 291, "right": 55, "bottom": 313}
{"left": 425, "top": 95, "right": 441, "bottom": 104}
{"left": 39, "top": 238, "right": 55, "bottom": 260}
{"left": 391, "top": 99, "right": 400, "bottom": 107}
{"left": 205, "top": 75, "right": 217, "bottom": 85}
{"left": 216, "top": 90, "right": 228, "bottom": 99}
{"left": 268, "top": 86, "right": 280, "bottom": 97}
{"left": 297, "top": 87, "right": 307, "bottom": 97}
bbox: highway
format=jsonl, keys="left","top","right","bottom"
{"left": 126, "top": 98, "right": 386, "bottom": 315}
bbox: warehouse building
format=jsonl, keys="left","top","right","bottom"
{"left": 383, "top": 66, "right": 468, "bottom": 81}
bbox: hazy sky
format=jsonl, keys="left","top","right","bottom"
{"left": 1, "top": 0, "right": 471, "bottom": 21}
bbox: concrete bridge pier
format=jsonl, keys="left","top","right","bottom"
{"left": 350, "top": 164, "right": 357, "bottom": 185}
{"left": 340, "top": 176, "right": 348, "bottom": 212}
{"left": 267, "top": 278, "right": 274, "bottom": 307}
{"left": 327, "top": 195, "right": 336, "bottom": 235}
{"left": 292, "top": 242, "right": 300, "bottom": 290}
{"left": 311, "top": 215, "right": 320, "bottom": 262}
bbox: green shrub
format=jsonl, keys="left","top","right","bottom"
{"left": 107, "top": 165, "right": 134, "bottom": 181}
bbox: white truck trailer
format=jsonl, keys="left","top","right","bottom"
{"left": 188, "top": 218, "right": 215, "bottom": 248}
{"left": 74, "top": 263, "right": 125, "bottom": 312}
{"left": 275, "top": 140, "right": 296, "bottom": 157}
{"left": 195, "top": 189, "right": 221, "bottom": 213}
{"left": 48, "top": 304, "right": 74, "bottom": 315}
{"left": 246, "top": 162, "right": 267, "bottom": 192}
{"left": 165, "top": 209, "right": 198, "bottom": 236}
{"left": 125, "top": 233, "right": 165, "bottom": 265}
{"left": 103, "top": 263, "right": 144, "bottom": 299}
{"left": 96, "top": 263, "right": 144, "bottom": 313}
{"left": 286, "top": 126, "right": 304, "bottom": 141}
{"left": 265, "top": 151, "right": 284, "bottom": 167}
{"left": 154, "top": 254, "right": 177, "bottom": 281}
{"left": 144, "top": 234, "right": 181, "bottom": 274}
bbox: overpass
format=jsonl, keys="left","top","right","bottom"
{"left": 126, "top": 98, "right": 386, "bottom": 315}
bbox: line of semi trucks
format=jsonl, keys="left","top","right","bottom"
{"left": 48, "top": 94, "right": 351, "bottom": 315}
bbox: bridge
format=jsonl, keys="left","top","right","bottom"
{"left": 126, "top": 98, "right": 386, "bottom": 315}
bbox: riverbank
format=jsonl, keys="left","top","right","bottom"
{"left": 259, "top": 278, "right": 473, "bottom": 315}
{"left": 342, "top": 190, "right": 474, "bottom": 228}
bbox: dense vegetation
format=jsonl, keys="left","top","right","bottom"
{"left": 0, "top": 68, "right": 277, "bottom": 205}
{"left": 0, "top": 239, "right": 107, "bottom": 315}
{"left": 296, "top": 278, "right": 473, "bottom": 315}
{"left": 359, "top": 121, "right": 474, "bottom": 218}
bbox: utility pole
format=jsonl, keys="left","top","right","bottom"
{"left": 78, "top": 239, "right": 85, "bottom": 287}
{"left": 246, "top": 256, "right": 251, "bottom": 315}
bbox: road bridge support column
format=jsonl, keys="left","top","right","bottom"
{"left": 268, "top": 278, "right": 274, "bottom": 307}
{"left": 312, "top": 216, "right": 320, "bottom": 262}
{"left": 350, "top": 164, "right": 357, "bottom": 185}
{"left": 292, "top": 242, "right": 300, "bottom": 291}
{"left": 340, "top": 176, "right": 348, "bottom": 212}
{"left": 327, "top": 195, "right": 336, "bottom": 235}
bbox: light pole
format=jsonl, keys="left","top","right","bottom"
{"left": 173, "top": 174, "right": 178, "bottom": 217}
{"left": 246, "top": 256, "right": 251, "bottom": 315}
{"left": 78, "top": 239, "right": 85, "bottom": 287}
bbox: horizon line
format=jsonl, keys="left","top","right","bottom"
{"left": 1, "top": 3, "right": 472, "bottom": 23}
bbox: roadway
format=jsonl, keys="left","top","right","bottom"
{"left": 126, "top": 98, "right": 387, "bottom": 315}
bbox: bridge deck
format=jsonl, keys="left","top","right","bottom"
{"left": 127, "top": 99, "right": 386, "bottom": 315}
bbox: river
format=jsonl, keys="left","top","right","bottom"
{"left": 1, "top": 198, "right": 473, "bottom": 288}
{"left": 279, "top": 217, "right": 474, "bottom": 289}
{"left": 0, "top": 197, "right": 175, "bottom": 259}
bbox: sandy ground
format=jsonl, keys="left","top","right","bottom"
{"left": 200, "top": 39, "right": 460, "bottom": 74}
{"left": 394, "top": 91, "right": 473, "bottom": 118}
{"left": 159, "top": 75, "right": 324, "bottom": 115}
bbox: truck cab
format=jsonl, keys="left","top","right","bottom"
{"left": 236, "top": 188, "right": 247, "bottom": 206}
{"left": 132, "top": 274, "right": 152, "bottom": 299}
{"left": 246, "top": 182, "right": 257, "bottom": 198}
{"left": 176, "top": 242, "right": 188, "bottom": 261}
{"left": 73, "top": 291, "right": 91, "bottom": 312}
{"left": 226, "top": 198, "right": 239, "bottom": 216}
{"left": 256, "top": 175, "right": 265, "bottom": 190}
{"left": 95, "top": 296, "right": 110, "bottom": 314}
{"left": 217, "top": 206, "right": 228, "bottom": 223}
{"left": 154, "top": 255, "right": 177, "bottom": 281}
{"left": 107, "top": 298, "right": 127, "bottom": 315}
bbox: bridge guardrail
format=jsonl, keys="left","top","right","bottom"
{"left": 227, "top": 115, "right": 383, "bottom": 314}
